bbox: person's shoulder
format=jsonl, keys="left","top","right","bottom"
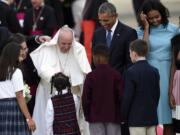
{"left": 128, "top": 62, "right": 138, "bottom": 70}
{"left": 148, "top": 64, "right": 159, "bottom": 74}
{"left": 126, "top": 62, "right": 141, "bottom": 76}
{"left": 31, "top": 43, "right": 56, "bottom": 55}
{"left": 107, "top": 65, "right": 121, "bottom": 75}
{"left": 126, "top": 66, "right": 136, "bottom": 79}
{"left": 86, "top": 70, "right": 93, "bottom": 76}
{"left": 0, "top": 26, "right": 11, "bottom": 36}
{"left": 110, "top": 67, "right": 123, "bottom": 79}
{"left": 44, "top": 5, "right": 54, "bottom": 12}
{"left": 142, "top": 62, "right": 159, "bottom": 77}
{"left": 74, "top": 41, "right": 84, "bottom": 47}
{"left": 13, "top": 68, "right": 23, "bottom": 77}
{"left": 117, "top": 21, "right": 137, "bottom": 37}
{"left": 0, "top": 26, "right": 8, "bottom": 32}
{"left": 167, "top": 23, "right": 178, "bottom": 28}
{"left": 73, "top": 41, "right": 85, "bottom": 51}
{"left": 166, "top": 23, "right": 179, "bottom": 32}
{"left": 85, "top": 70, "right": 95, "bottom": 81}
{"left": 15, "top": 68, "right": 22, "bottom": 73}
{"left": 118, "top": 21, "right": 136, "bottom": 31}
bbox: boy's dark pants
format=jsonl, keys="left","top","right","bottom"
{"left": 121, "top": 123, "right": 130, "bottom": 135}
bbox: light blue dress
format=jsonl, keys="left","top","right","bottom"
{"left": 137, "top": 23, "right": 179, "bottom": 124}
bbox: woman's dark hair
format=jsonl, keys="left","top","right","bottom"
{"left": 51, "top": 72, "right": 71, "bottom": 94}
{"left": 140, "top": 0, "right": 169, "bottom": 27}
{"left": 171, "top": 34, "right": 180, "bottom": 60}
{"left": 0, "top": 42, "right": 21, "bottom": 81}
{"left": 9, "top": 33, "right": 26, "bottom": 44}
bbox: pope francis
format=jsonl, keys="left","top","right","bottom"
{"left": 30, "top": 25, "right": 91, "bottom": 135}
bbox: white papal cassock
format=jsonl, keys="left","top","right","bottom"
{"left": 30, "top": 28, "right": 91, "bottom": 135}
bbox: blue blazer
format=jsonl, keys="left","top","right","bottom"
{"left": 92, "top": 21, "right": 137, "bottom": 74}
{"left": 121, "top": 60, "right": 160, "bottom": 126}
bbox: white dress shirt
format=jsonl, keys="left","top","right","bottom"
{"left": 106, "top": 19, "right": 118, "bottom": 38}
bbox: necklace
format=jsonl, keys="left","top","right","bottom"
{"left": 32, "top": 6, "right": 44, "bottom": 31}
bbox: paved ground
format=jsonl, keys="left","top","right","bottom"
{"left": 109, "top": 0, "right": 180, "bottom": 28}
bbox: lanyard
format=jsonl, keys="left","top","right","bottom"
{"left": 32, "top": 6, "right": 44, "bottom": 31}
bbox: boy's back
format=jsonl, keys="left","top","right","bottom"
{"left": 82, "top": 64, "right": 123, "bottom": 123}
{"left": 122, "top": 60, "right": 160, "bottom": 126}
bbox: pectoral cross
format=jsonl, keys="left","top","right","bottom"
{"left": 32, "top": 24, "right": 37, "bottom": 31}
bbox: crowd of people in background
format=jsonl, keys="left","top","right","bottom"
{"left": 0, "top": 0, "right": 180, "bottom": 135}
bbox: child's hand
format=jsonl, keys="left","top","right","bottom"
{"left": 169, "top": 93, "right": 176, "bottom": 109}
{"left": 27, "top": 118, "right": 36, "bottom": 132}
{"left": 140, "top": 12, "right": 149, "bottom": 29}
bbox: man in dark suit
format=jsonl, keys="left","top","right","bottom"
{"left": 121, "top": 39, "right": 160, "bottom": 135}
{"left": 92, "top": 2, "right": 137, "bottom": 75}
{"left": 0, "top": 0, "right": 22, "bottom": 33}
{"left": 23, "top": 0, "right": 57, "bottom": 36}
{"left": 0, "top": 26, "right": 12, "bottom": 54}
{"left": 92, "top": 2, "right": 137, "bottom": 135}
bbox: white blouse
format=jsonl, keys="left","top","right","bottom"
{"left": 0, "top": 68, "right": 24, "bottom": 99}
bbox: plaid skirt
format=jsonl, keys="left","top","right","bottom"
{"left": 0, "top": 98, "right": 31, "bottom": 135}
{"left": 52, "top": 93, "right": 81, "bottom": 135}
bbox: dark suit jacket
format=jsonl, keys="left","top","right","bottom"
{"left": 82, "top": 64, "right": 123, "bottom": 123}
{"left": 0, "top": 1, "right": 22, "bottom": 33}
{"left": 83, "top": 0, "right": 107, "bottom": 20}
{"left": 92, "top": 21, "right": 137, "bottom": 74}
{"left": 45, "top": 0, "right": 75, "bottom": 27}
{"left": 0, "top": 26, "right": 12, "bottom": 54}
{"left": 22, "top": 36, "right": 40, "bottom": 87}
{"left": 121, "top": 60, "right": 160, "bottom": 126}
{"left": 23, "top": 5, "right": 57, "bottom": 36}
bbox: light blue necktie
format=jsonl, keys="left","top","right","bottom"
{"left": 106, "top": 30, "right": 112, "bottom": 47}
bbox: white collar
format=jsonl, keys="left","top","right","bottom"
{"left": 111, "top": 19, "right": 118, "bottom": 33}
{"left": 107, "top": 19, "right": 118, "bottom": 36}
{"left": 55, "top": 88, "right": 68, "bottom": 95}
{"left": 136, "top": 57, "right": 146, "bottom": 61}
